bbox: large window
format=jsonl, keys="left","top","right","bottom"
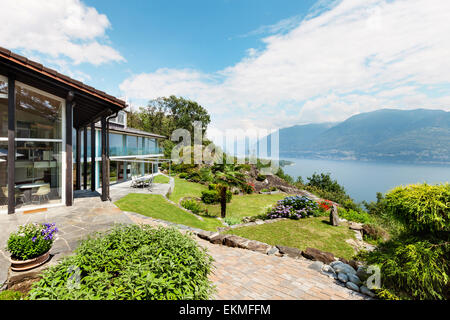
{"left": 15, "top": 83, "right": 62, "bottom": 139}
{"left": 0, "top": 77, "right": 7, "bottom": 137}
{"left": 0, "top": 141, "right": 7, "bottom": 211}
{"left": 109, "top": 133, "right": 124, "bottom": 157}
{"left": 14, "top": 83, "right": 64, "bottom": 210}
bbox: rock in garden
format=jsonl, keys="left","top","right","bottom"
{"left": 356, "top": 266, "right": 371, "bottom": 282}
{"left": 333, "top": 263, "right": 356, "bottom": 276}
{"left": 308, "top": 261, "right": 324, "bottom": 272}
{"left": 347, "top": 273, "right": 361, "bottom": 285}
{"left": 276, "top": 245, "right": 303, "bottom": 259}
{"left": 330, "top": 205, "right": 340, "bottom": 226}
{"left": 196, "top": 230, "right": 213, "bottom": 240}
{"left": 209, "top": 233, "right": 227, "bottom": 244}
{"left": 223, "top": 235, "right": 247, "bottom": 248}
{"left": 330, "top": 260, "right": 344, "bottom": 268}
{"left": 337, "top": 272, "right": 349, "bottom": 283}
{"left": 246, "top": 241, "right": 272, "bottom": 254}
{"left": 348, "top": 222, "right": 364, "bottom": 231}
{"left": 321, "top": 265, "right": 337, "bottom": 279}
{"left": 346, "top": 281, "right": 360, "bottom": 292}
{"left": 359, "top": 285, "right": 376, "bottom": 298}
{"left": 301, "top": 247, "right": 335, "bottom": 264}
{"left": 266, "top": 246, "right": 280, "bottom": 255}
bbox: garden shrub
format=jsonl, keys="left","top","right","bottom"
{"left": 7, "top": 223, "right": 58, "bottom": 260}
{"left": 179, "top": 172, "right": 188, "bottom": 179}
{"left": 337, "top": 207, "right": 372, "bottom": 224}
{"left": 267, "top": 196, "right": 318, "bottom": 219}
{"left": 384, "top": 183, "right": 450, "bottom": 234}
{"left": 28, "top": 225, "right": 214, "bottom": 300}
{"left": 224, "top": 217, "right": 242, "bottom": 226}
{"left": 201, "top": 189, "right": 232, "bottom": 204}
{"left": 199, "top": 167, "right": 214, "bottom": 183}
{"left": 181, "top": 199, "right": 205, "bottom": 214}
{"left": 358, "top": 236, "right": 449, "bottom": 300}
{"left": 0, "top": 290, "right": 24, "bottom": 300}
{"left": 242, "top": 182, "right": 255, "bottom": 194}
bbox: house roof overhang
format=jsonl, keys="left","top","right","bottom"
{"left": 0, "top": 46, "right": 126, "bottom": 128}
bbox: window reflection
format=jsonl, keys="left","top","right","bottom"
{"left": 15, "top": 83, "right": 62, "bottom": 139}
{"left": 0, "top": 78, "right": 7, "bottom": 137}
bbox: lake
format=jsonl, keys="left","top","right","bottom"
{"left": 281, "top": 157, "right": 450, "bottom": 203}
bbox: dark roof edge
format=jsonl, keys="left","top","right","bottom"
{"left": 0, "top": 46, "right": 126, "bottom": 108}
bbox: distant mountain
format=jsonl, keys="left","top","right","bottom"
{"left": 270, "top": 109, "right": 450, "bottom": 164}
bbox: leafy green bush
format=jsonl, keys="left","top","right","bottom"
{"left": 384, "top": 183, "right": 450, "bottom": 234}
{"left": 0, "top": 290, "right": 24, "bottom": 300}
{"left": 358, "top": 236, "right": 449, "bottom": 300}
{"left": 242, "top": 182, "right": 255, "bottom": 194}
{"left": 181, "top": 199, "right": 205, "bottom": 214}
{"left": 224, "top": 217, "right": 242, "bottom": 226}
{"left": 179, "top": 172, "right": 188, "bottom": 179}
{"left": 337, "top": 207, "right": 373, "bottom": 224}
{"left": 275, "top": 168, "right": 294, "bottom": 184}
{"left": 7, "top": 223, "right": 58, "bottom": 260}
{"left": 199, "top": 167, "right": 214, "bottom": 182}
{"left": 28, "top": 225, "right": 214, "bottom": 300}
{"left": 200, "top": 189, "right": 232, "bottom": 204}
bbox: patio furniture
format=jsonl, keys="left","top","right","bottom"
{"left": 16, "top": 182, "right": 49, "bottom": 204}
{"left": 1, "top": 186, "right": 25, "bottom": 206}
{"left": 32, "top": 184, "right": 51, "bottom": 205}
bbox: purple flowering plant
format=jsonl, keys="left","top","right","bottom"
{"left": 266, "top": 196, "right": 318, "bottom": 220}
{"left": 6, "top": 222, "right": 58, "bottom": 260}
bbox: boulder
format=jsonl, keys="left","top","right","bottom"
{"left": 246, "top": 240, "right": 272, "bottom": 254}
{"left": 321, "top": 265, "right": 337, "bottom": 279}
{"left": 330, "top": 205, "right": 340, "bottom": 226}
{"left": 209, "top": 233, "right": 227, "bottom": 244}
{"left": 356, "top": 266, "right": 371, "bottom": 282}
{"left": 348, "top": 222, "right": 364, "bottom": 231}
{"left": 337, "top": 272, "right": 349, "bottom": 283}
{"left": 330, "top": 260, "right": 344, "bottom": 268}
{"left": 301, "top": 247, "right": 335, "bottom": 264}
{"left": 360, "top": 285, "right": 376, "bottom": 298}
{"left": 333, "top": 263, "right": 357, "bottom": 276}
{"left": 346, "top": 281, "right": 360, "bottom": 292}
{"left": 196, "top": 230, "right": 213, "bottom": 240}
{"left": 223, "top": 235, "right": 247, "bottom": 248}
{"left": 276, "top": 245, "right": 303, "bottom": 259}
{"left": 347, "top": 273, "right": 362, "bottom": 285}
{"left": 267, "top": 246, "right": 280, "bottom": 255}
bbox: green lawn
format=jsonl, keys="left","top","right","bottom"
{"left": 115, "top": 193, "right": 223, "bottom": 231}
{"left": 224, "top": 217, "right": 357, "bottom": 259}
{"left": 168, "top": 177, "right": 208, "bottom": 203}
{"left": 153, "top": 174, "right": 170, "bottom": 184}
{"left": 169, "top": 177, "right": 289, "bottom": 220}
{"left": 204, "top": 193, "right": 287, "bottom": 219}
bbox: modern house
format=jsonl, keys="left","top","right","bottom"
{"left": 0, "top": 46, "right": 165, "bottom": 214}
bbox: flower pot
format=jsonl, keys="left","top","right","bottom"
{"left": 9, "top": 251, "right": 50, "bottom": 272}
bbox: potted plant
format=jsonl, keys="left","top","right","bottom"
{"left": 6, "top": 223, "right": 58, "bottom": 271}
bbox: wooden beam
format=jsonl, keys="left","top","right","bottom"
{"left": 90, "top": 122, "right": 96, "bottom": 191}
{"left": 7, "top": 75, "right": 15, "bottom": 214}
{"left": 65, "top": 91, "right": 74, "bottom": 206}
{"left": 101, "top": 116, "right": 108, "bottom": 201}
{"left": 83, "top": 126, "right": 88, "bottom": 189}
{"left": 75, "top": 128, "right": 81, "bottom": 190}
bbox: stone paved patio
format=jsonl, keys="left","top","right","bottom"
{"left": 0, "top": 175, "right": 366, "bottom": 300}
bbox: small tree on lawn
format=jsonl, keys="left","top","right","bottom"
{"left": 213, "top": 164, "right": 246, "bottom": 218}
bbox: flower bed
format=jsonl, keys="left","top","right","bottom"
{"left": 266, "top": 195, "right": 318, "bottom": 220}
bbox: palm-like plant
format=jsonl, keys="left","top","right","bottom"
{"left": 213, "top": 164, "right": 247, "bottom": 218}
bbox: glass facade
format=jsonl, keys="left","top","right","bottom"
{"left": 14, "top": 83, "right": 64, "bottom": 209}
{"left": 0, "top": 77, "right": 7, "bottom": 137}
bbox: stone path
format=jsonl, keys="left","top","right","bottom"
{"left": 125, "top": 212, "right": 367, "bottom": 300}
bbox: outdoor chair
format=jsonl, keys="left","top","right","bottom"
{"left": 32, "top": 184, "right": 51, "bottom": 205}
{"left": 1, "top": 186, "right": 25, "bottom": 206}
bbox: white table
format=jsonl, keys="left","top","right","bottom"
{"left": 16, "top": 183, "right": 49, "bottom": 204}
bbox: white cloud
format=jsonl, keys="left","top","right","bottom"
{"left": 120, "top": 0, "right": 450, "bottom": 134}
{"left": 0, "top": 0, "right": 124, "bottom": 66}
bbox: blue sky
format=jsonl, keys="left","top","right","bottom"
{"left": 1, "top": 0, "right": 449, "bottom": 137}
